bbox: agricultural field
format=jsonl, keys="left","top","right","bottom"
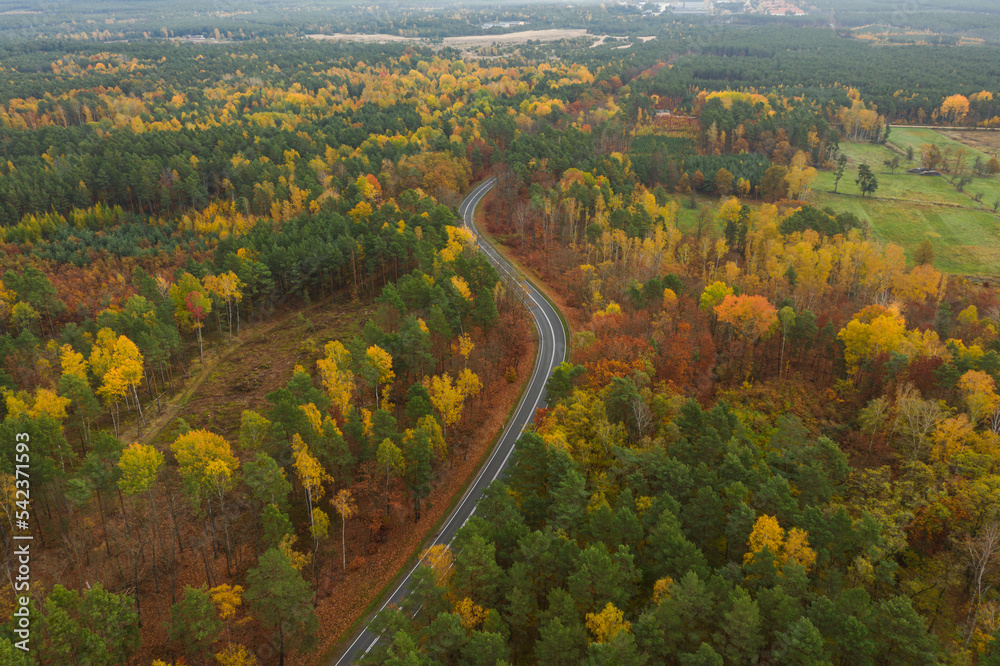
{"left": 941, "top": 128, "right": 1000, "bottom": 154}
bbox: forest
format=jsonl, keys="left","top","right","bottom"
{"left": 1, "top": 1, "right": 1000, "bottom": 664}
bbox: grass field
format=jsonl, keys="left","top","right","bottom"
{"left": 886, "top": 127, "right": 1000, "bottom": 204}
{"left": 666, "top": 131, "right": 1000, "bottom": 276}
{"left": 675, "top": 194, "right": 715, "bottom": 233}
{"left": 889, "top": 127, "right": 994, "bottom": 163}
{"left": 808, "top": 190, "right": 1000, "bottom": 277}
{"left": 804, "top": 135, "right": 1000, "bottom": 277}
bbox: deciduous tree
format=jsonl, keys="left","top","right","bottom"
{"left": 330, "top": 489, "right": 357, "bottom": 570}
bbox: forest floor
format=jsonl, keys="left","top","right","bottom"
{"left": 143, "top": 303, "right": 372, "bottom": 449}
{"left": 33, "top": 291, "right": 537, "bottom": 664}
{"left": 477, "top": 188, "right": 588, "bottom": 336}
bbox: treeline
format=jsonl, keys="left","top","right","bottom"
{"left": 639, "top": 27, "right": 1000, "bottom": 124}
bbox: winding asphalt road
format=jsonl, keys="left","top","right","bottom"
{"left": 332, "top": 177, "right": 567, "bottom": 665}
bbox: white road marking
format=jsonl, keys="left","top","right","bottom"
{"left": 333, "top": 177, "right": 565, "bottom": 664}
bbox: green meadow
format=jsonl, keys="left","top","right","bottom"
{"left": 805, "top": 133, "right": 1000, "bottom": 277}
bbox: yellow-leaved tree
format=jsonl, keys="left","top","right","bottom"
{"left": 427, "top": 369, "right": 481, "bottom": 439}
{"left": 330, "top": 489, "right": 357, "bottom": 570}
{"left": 317, "top": 340, "right": 355, "bottom": 416}
{"left": 237, "top": 410, "right": 271, "bottom": 451}
{"left": 454, "top": 597, "right": 487, "bottom": 631}
{"left": 744, "top": 514, "right": 816, "bottom": 573}
{"left": 450, "top": 275, "right": 473, "bottom": 302}
{"left": 171, "top": 429, "right": 240, "bottom": 574}
{"left": 585, "top": 602, "right": 631, "bottom": 644}
{"left": 291, "top": 434, "right": 332, "bottom": 587}
{"left": 114, "top": 334, "right": 146, "bottom": 436}
{"left": 91, "top": 331, "right": 145, "bottom": 437}
{"left": 209, "top": 583, "right": 244, "bottom": 644}
{"left": 784, "top": 150, "right": 817, "bottom": 200}
{"left": 291, "top": 434, "right": 332, "bottom": 516}
{"left": 363, "top": 345, "right": 395, "bottom": 410}
{"left": 838, "top": 305, "right": 944, "bottom": 380}
{"left": 203, "top": 271, "right": 244, "bottom": 340}
{"left": 455, "top": 333, "right": 474, "bottom": 366}
{"left": 214, "top": 644, "right": 255, "bottom": 666}
{"left": 59, "top": 343, "right": 88, "bottom": 380}
{"left": 652, "top": 577, "right": 674, "bottom": 604}
{"left": 2, "top": 387, "right": 71, "bottom": 423}
{"left": 118, "top": 442, "right": 165, "bottom": 617}
{"left": 959, "top": 370, "right": 999, "bottom": 426}
{"left": 420, "top": 544, "right": 453, "bottom": 586}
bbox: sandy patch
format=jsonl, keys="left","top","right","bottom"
{"left": 306, "top": 32, "right": 413, "bottom": 43}
{"left": 590, "top": 34, "right": 628, "bottom": 48}
{"left": 443, "top": 28, "right": 591, "bottom": 46}
{"left": 307, "top": 28, "right": 604, "bottom": 51}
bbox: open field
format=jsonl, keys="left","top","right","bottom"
{"left": 888, "top": 128, "right": 1000, "bottom": 199}
{"left": 939, "top": 129, "right": 1000, "bottom": 155}
{"left": 802, "top": 135, "right": 1000, "bottom": 276}
{"left": 305, "top": 32, "right": 411, "bottom": 43}
{"left": 889, "top": 126, "right": 996, "bottom": 166}
{"left": 808, "top": 190, "right": 1000, "bottom": 277}
{"left": 306, "top": 28, "right": 613, "bottom": 50}
{"left": 443, "top": 28, "right": 591, "bottom": 47}
{"left": 814, "top": 144, "right": 973, "bottom": 207}
{"left": 884, "top": 127, "right": 1000, "bottom": 208}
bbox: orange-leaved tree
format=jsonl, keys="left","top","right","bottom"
{"left": 714, "top": 294, "right": 777, "bottom": 379}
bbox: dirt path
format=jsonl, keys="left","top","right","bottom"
{"left": 129, "top": 314, "right": 289, "bottom": 449}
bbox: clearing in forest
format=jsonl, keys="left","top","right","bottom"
{"left": 306, "top": 29, "right": 638, "bottom": 51}
{"left": 807, "top": 136, "right": 1000, "bottom": 277}
{"left": 141, "top": 297, "right": 537, "bottom": 662}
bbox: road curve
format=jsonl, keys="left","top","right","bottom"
{"left": 332, "top": 178, "right": 567, "bottom": 665}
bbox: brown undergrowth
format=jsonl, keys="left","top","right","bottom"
{"left": 15, "top": 292, "right": 536, "bottom": 665}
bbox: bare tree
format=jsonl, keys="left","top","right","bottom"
{"left": 963, "top": 521, "right": 1000, "bottom": 648}
{"left": 892, "top": 384, "right": 944, "bottom": 461}
{"left": 514, "top": 198, "right": 530, "bottom": 247}
{"left": 630, "top": 396, "right": 654, "bottom": 440}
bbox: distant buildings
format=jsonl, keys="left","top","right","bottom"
{"left": 757, "top": 0, "right": 805, "bottom": 16}
{"left": 620, "top": 0, "right": 709, "bottom": 16}
{"left": 615, "top": 0, "right": 806, "bottom": 17}
{"left": 670, "top": 1, "right": 710, "bottom": 15}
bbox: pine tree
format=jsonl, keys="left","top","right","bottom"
{"left": 169, "top": 585, "right": 223, "bottom": 663}
{"left": 855, "top": 163, "right": 879, "bottom": 197}
{"left": 245, "top": 548, "right": 319, "bottom": 666}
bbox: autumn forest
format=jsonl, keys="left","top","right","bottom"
{"left": 2, "top": 0, "right": 1000, "bottom": 665}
